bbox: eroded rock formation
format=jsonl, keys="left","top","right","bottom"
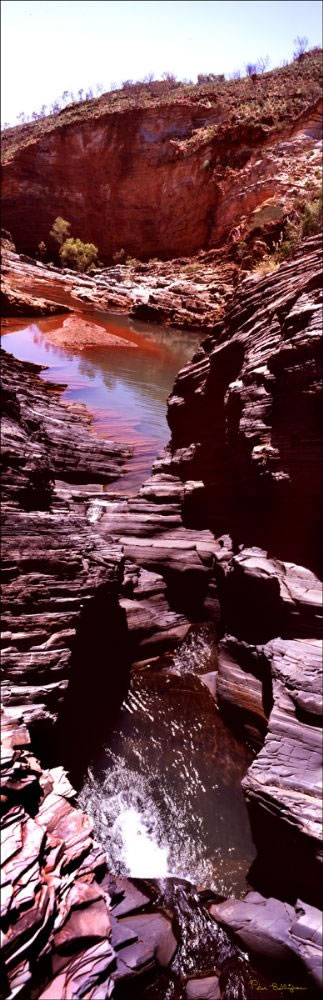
{"left": 211, "top": 892, "right": 323, "bottom": 988}
{"left": 1, "top": 244, "right": 235, "bottom": 331}
{"left": 0, "top": 229, "right": 322, "bottom": 994}
{"left": 1, "top": 712, "right": 187, "bottom": 998}
{"left": 1, "top": 52, "right": 322, "bottom": 261}
{"left": 1, "top": 349, "right": 130, "bottom": 741}
{"left": 93, "top": 236, "right": 323, "bottom": 905}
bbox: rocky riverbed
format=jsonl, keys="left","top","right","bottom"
{"left": 1, "top": 235, "right": 322, "bottom": 998}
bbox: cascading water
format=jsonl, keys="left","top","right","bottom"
{"left": 79, "top": 630, "right": 256, "bottom": 896}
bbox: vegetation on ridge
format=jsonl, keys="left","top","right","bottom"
{"left": 1, "top": 46, "right": 322, "bottom": 152}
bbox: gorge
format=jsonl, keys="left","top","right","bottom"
{"left": 1, "top": 50, "right": 322, "bottom": 1000}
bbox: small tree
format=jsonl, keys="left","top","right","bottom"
{"left": 257, "top": 55, "right": 270, "bottom": 74}
{"left": 50, "top": 217, "right": 71, "bottom": 247}
{"left": 245, "top": 63, "right": 257, "bottom": 76}
{"left": 162, "top": 71, "right": 177, "bottom": 84}
{"left": 38, "top": 241, "right": 47, "bottom": 261}
{"left": 59, "top": 238, "right": 98, "bottom": 272}
{"left": 293, "top": 35, "right": 308, "bottom": 59}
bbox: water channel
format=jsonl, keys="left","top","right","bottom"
{"left": 2, "top": 309, "right": 256, "bottom": 899}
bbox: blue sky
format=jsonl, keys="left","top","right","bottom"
{"left": 1, "top": 1, "right": 322, "bottom": 124}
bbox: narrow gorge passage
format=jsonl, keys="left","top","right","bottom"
{"left": 1, "top": 302, "right": 257, "bottom": 900}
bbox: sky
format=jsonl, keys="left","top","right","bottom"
{"left": 1, "top": 0, "right": 322, "bottom": 125}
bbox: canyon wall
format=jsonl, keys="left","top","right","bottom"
{"left": 1, "top": 234, "right": 322, "bottom": 995}
{"left": 157, "top": 235, "right": 323, "bottom": 902}
{"left": 1, "top": 57, "right": 322, "bottom": 260}
{"left": 1, "top": 350, "right": 131, "bottom": 763}
{"left": 97, "top": 235, "right": 322, "bottom": 905}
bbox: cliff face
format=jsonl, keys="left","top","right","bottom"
{"left": 1, "top": 52, "right": 322, "bottom": 260}
{"left": 0, "top": 350, "right": 130, "bottom": 753}
{"left": 1, "top": 234, "right": 322, "bottom": 992}
{"left": 167, "top": 234, "right": 322, "bottom": 572}
{"left": 162, "top": 235, "right": 323, "bottom": 900}
{"left": 94, "top": 235, "right": 322, "bottom": 905}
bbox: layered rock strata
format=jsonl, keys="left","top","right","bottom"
{"left": 1, "top": 232, "right": 322, "bottom": 993}
{"left": 211, "top": 892, "right": 323, "bottom": 988}
{"left": 1, "top": 349, "right": 130, "bottom": 737}
{"left": 1, "top": 55, "right": 322, "bottom": 260}
{"left": 1, "top": 245, "right": 235, "bottom": 330}
{"left": 163, "top": 236, "right": 323, "bottom": 902}
{"left": 1, "top": 711, "right": 182, "bottom": 999}
{"left": 94, "top": 236, "right": 323, "bottom": 904}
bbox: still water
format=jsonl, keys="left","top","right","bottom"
{"left": 2, "top": 308, "right": 256, "bottom": 895}
{"left": 1, "top": 310, "right": 200, "bottom": 493}
{"left": 79, "top": 630, "right": 256, "bottom": 897}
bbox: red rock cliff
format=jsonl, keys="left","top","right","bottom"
{"left": 1, "top": 52, "right": 322, "bottom": 260}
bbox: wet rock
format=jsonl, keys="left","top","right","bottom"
{"left": 0, "top": 712, "right": 116, "bottom": 1000}
{"left": 210, "top": 892, "right": 323, "bottom": 987}
{"left": 242, "top": 636, "right": 323, "bottom": 899}
{"left": 107, "top": 877, "right": 151, "bottom": 917}
{"left": 217, "top": 636, "right": 270, "bottom": 744}
{"left": 186, "top": 976, "right": 221, "bottom": 999}
{"left": 199, "top": 671, "right": 217, "bottom": 700}
{"left": 117, "top": 912, "right": 177, "bottom": 966}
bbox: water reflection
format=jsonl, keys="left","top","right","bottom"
{"left": 79, "top": 664, "right": 256, "bottom": 897}
{"left": 1, "top": 310, "right": 200, "bottom": 493}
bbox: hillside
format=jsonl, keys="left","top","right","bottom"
{"left": 1, "top": 50, "right": 322, "bottom": 262}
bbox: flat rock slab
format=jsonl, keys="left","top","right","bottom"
{"left": 107, "top": 876, "right": 151, "bottom": 917}
{"left": 45, "top": 313, "right": 138, "bottom": 350}
{"left": 211, "top": 892, "right": 323, "bottom": 987}
{"left": 118, "top": 911, "right": 177, "bottom": 967}
{"left": 186, "top": 976, "right": 221, "bottom": 999}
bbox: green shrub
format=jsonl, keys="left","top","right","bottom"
{"left": 274, "top": 191, "right": 322, "bottom": 263}
{"left": 301, "top": 192, "right": 323, "bottom": 236}
{"left": 59, "top": 237, "right": 98, "bottom": 272}
{"left": 49, "top": 216, "right": 71, "bottom": 246}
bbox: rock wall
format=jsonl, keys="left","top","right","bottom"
{"left": 0, "top": 233, "right": 322, "bottom": 994}
{"left": 96, "top": 235, "right": 322, "bottom": 904}
{"left": 160, "top": 234, "right": 323, "bottom": 902}
{"left": 167, "top": 234, "right": 322, "bottom": 572}
{"left": 1, "top": 84, "right": 321, "bottom": 260}
{"left": 1, "top": 350, "right": 130, "bottom": 755}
